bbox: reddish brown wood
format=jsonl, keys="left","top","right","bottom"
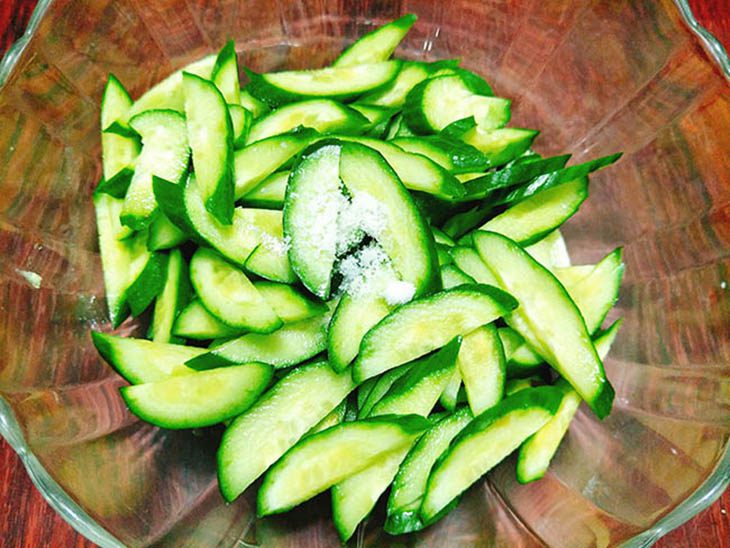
{"left": 0, "top": 1, "right": 728, "bottom": 547}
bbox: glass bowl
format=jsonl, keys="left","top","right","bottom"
{"left": 1, "top": 0, "right": 728, "bottom": 546}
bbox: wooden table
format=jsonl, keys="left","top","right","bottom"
{"left": 1, "top": 1, "right": 728, "bottom": 546}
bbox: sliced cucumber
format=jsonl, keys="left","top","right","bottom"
{"left": 358, "top": 363, "right": 413, "bottom": 418}
{"left": 459, "top": 127, "right": 538, "bottom": 167}
{"left": 121, "top": 110, "right": 190, "bottom": 229}
{"left": 449, "top": 246, "right": 498, "bottom": 285}
{"left": 391, "top": 134, "right": 489, "bottom": 174}
{"left": 150, "top": 248, "right": 190, "bottom": 343}
{"left": 436, "top": 245, "right": 453, "bottom": 266}
{"left": 244, "top": 222, "right": 297, "bottom": 283}
{"left": 94, "top": 194, "right": 150, "bottom": 327}
{"left": 308, "top": 400, "right": 348, "bottom": 436}
{"left": 337, "top": 135, "right": 465, "bottom": 199}
{"left": 504, "top": 375, "right": 546, "bottom": 396}
{"left": 240, "top": 87, "right": 270, "bottom": 119}
{"left": 440, "top": 264, "right": 475, "bottom": 289}
{"left": 95, "top": 167, "right": 135, "bottom": 199}
{"left": 386, "top": 407, "right": 472, "bottom": 534}
{"left": 234, "top": 129, "right": 317, "bottom": 199}
{"left": 349, "top": 103, "right": 395, "bottom": 137}
{"left": 129, "top": 55, "right": 216, "bottom": 116}
{"left": 339, "top": 141, "right": 440, "bottom": 296}
{"left": 516, "top": 318, "right": 622, "bottom": 484}
{"left": 183, "top": 72, "right": 235, "bottom": 224}
{"left": 473, "top": 231, "right": 614, "bottom": 418}
{"left": 185, "top": 312, "right": 330, "bottom": 370}
{"left": 173, "top": 300, "right": 244, "bottom": 340}
{"left": 211, "top": 40, "right": 240, "bottom": 104}
{"left": 121, "top": 363, "right": 273, "bottom": 429}
{"left": 334, "top": 14, "right": 416, "bottom": 67}
{"left": 431, "top": 227, "right": 455, "bottom": 246}
{"left": 257, "top": 414, "right": 429, "bottom": 516}
{"left": 248, "top": 99, "right": 369, "bottom": 143}
{"left": 100, "top": 74, "right": 139, "bottom": 181}
{"left": 147, "top": 215, "right": 187, "bottom": 251}
{"left": 228, "top": 104, "right": 252, "bottom": 148}
{"left": 404, "top": 75, "right": 510, "bottom": 134}
{"left": 243, "top": 170, "right": 288, "bottom": 209}
{"left": 126, "top": 250, "right": 168, "bottom": 317}
{"left": 255, "top": 282, "right": 327, "bottom": 323}
{"left": 328, "top": 293, "right": 391, "bottom": 372}
{"left": 458, "top": 324, "right": 505, "bottom": 415}
{"left": 370, "top": 338, "right": 460, "bottom": 417}
{"left": 420, "top": 386, "right": 562, "bottom": 523}
{"left": 524, "top": 229, "right": 571, "bottom": 270}
{"left": 283, "top": 142, "right": 343, "bottom": 298}
{"left": 385, "top": 113, "right": 416, "bottom": 139}
{"left": 189, "top": 247, "right": 282, "bottom": 332}
{"left": 218, "top": 360, "right": 354, "bottom": 501}
{"left": 359, "top": 61, "right": 431, "bottom": 108}
{"left": 246, "top": 61, "right": 401, "bottom": 106}
{"left": 439, "top": 369, "right": 462, "bottom": 411}
{"left": 476, "top": 177, "right": 588, "bottom": 246}
{"left": 91, "top": 332, "right": 204, "bottom": 384}
{"left": 353, "top": 285, "right": 517, "bottom": 382}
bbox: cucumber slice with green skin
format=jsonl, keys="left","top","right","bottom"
{"left": 497, "top": 328, "right": 543, "bottom": 376}
{"left": 442, "top": 203, "right": 494, "bottom": 240}
{"left": 385, "top": 113, "right": 416, "bottom": 139}
{"left": 246, "top": 62, "right": 401, "bottom": 107}
{"left": 337, "top": 136, "right": 465, "bottom": 199}
{"left": 151, "top": 175, "right": 196, "bottom": 237}
{"left": 94, "top": 195, "right": 150, "bottom": 327}
{"left": 332, "top": 445, "right": 410, "bottom": 542}
{"left": 147, "top": 214, "right": 187, "bottom": 251}
{"left": 332, "top": 340, "right": 460, "bottom": 541}
{"left": 308, "top": 400, "right": 348, "bottom": 437}
{"left": 350, "top": 103, "right": 396, "bottom": 129}
{"left": 91, "top": 332, "right": 205, "bottom": 384}
{"left": 185, "top": 312, "right": 330, "bottom": 370}
{"left": 386, "top": 406, "right": 473, "bottom": 534}
{"left": 475, "top": 177, "right": 588, "bottom": 246}
{"left": 391, "top": 135, "right": 490, "bottom": 174}
{"left": 370, "top": 338, "right": 461, "bottom": 417}
{"left": 234, "top": 129, "right": 317, "bottom": 199}
{"left": 353, "top": 284, "right": 518, "bottom": 382}
{"left": 449, "top": 246, "right": 498, "bottom": 286}
{"left": 436, "top": 245, "right": 453, "bottom": 266}
{"left": 334, "top": 14, "right": 417, "bottom": 67}
{"left": 404, "top": 75, "right": 511, "bottom": 134}
{"left": 95, "top": 167, "right": 135, "bottom": 199}
{"left": 440, "top": 264, "right": 475, "bottom": 289}
{"left": 340, "top": 141, "right": 441, "bottom": 297}
{"left": 173, "top": 300, "right": 244, "bottom": 340}
{"left": 357, "top": 378, "right": 378, "bottom": 412}
{"left": 524, "top": 229, "right": 571, "bottom": 270}
{"left": 255, "top": 282, "right": 327, "bottom": 323}
{"left": 257, "top": 414, "right": 430, "bottom": 516}
{"left": 102, "top": 120, "right": 138, "bottom": 139}
{"left": 490, "top": 153, "right": 622, "bottom": 208}
{"left": 504, "top": 375, "right": 546, "bottom": 396}
{"left": 553, "top": 264, "right": 594, "bottom": 287}
{"left": 239, "top": 87, "right": 270, "bottom": 119}
{"left": 439, "top": 369, "right": 462, "bottom": 411}
{"left": 358, "top": 61, "right": 431, "bottom": 108}
{"left": 420, "top": 386, "right": 563, "bottom": 523}
{"left": 121, "top": 110, "right": 190, "bottom": 230}
{"left": 239, "top": 208, "right": 297, "bottom": 284}
{"left": 358, "top": 363, "right": 413, "bottom": 419}
{"left": 126, "top": 251, "right": 168, "bottom": 317}
{"left": 129, "top": 55, "right": 216, "bottom": 116}
{"left": 189, "top": 247, "right": 282, "bottom": 333}
{"left": 211, "top": 40, "right": 241, "bottom": 105}
{"left": 459, "top": 127, "right": 538, "bottom": 168}
{"left": 100, "top": 74, "right": 139, "bottom": 181}
{"left": 150, "top": 248, "right": 191, "bottom": 343}
{"left": 283, "top": 142, "right": 343, "bottom": 299}
{"left": 183, "top": 72, "right": 235, "bottom": 225}
{"left": 247, "top": 99, "right": 369, "bottom": 144}
{"left": 218, "top": 360, "right": 354, "bottom": 501}
{"left": 431, "top": 227, "right": 455, "bottom": 246}
{"left": 455, "top": 172, "right": 485, "bottom": 182}
{"left": 228, "top": 104, "right": 252, "bottom": 148}
{"left": 473, "top": 231, "right": 615, "bottom": 418}
{"left": 516, "top": 319, "right": 622, "bottom": 484}
{"left": 458, "top": 324, "right": 505, "bottom": 415}
{"left": 328, "top": 293, "right": 391, "bottom": 372}
{"left": 243, "top": 170, "right": 288, "bottom": 209}
{"left": 121, "top": 363, "right": 273, "bottom": 429}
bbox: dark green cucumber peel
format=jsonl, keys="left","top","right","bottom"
{"left": 94, "top": 168, "right": 135, "bottom": 199}
{"left": 126, "top": 252, "right": 168, "bottom": 317}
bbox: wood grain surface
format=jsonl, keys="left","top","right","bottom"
{"left": 0, "top": 1, "right": 728, "bottom": 547}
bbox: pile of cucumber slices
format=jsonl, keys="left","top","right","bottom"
{"left": 92, "top": 14, "right": 624, "bottom": 540}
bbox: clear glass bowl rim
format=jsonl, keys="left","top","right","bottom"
{"left": 0, "top": 1, "right": 727, "bottom": 546}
